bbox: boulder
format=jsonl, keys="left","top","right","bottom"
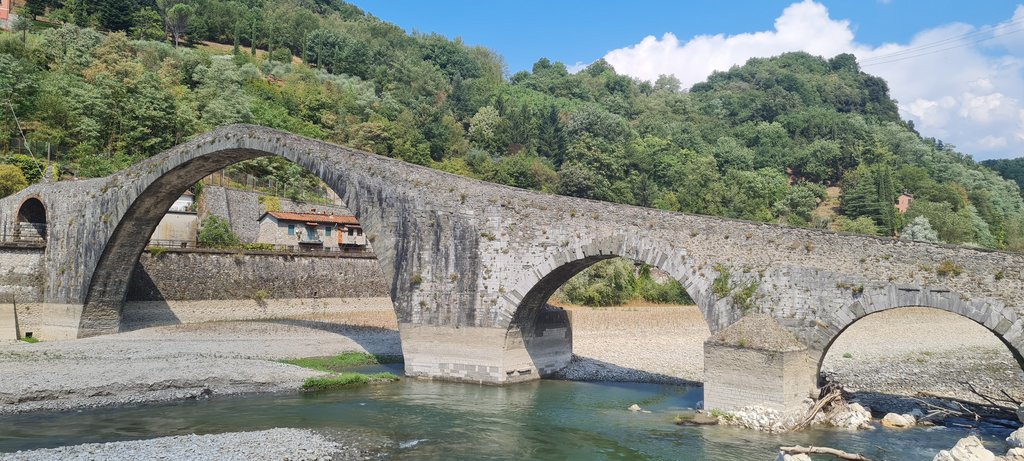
{"left": 1017, "top": 404, "right": 1024, "bottom": 425}
{"left": 932, "top": 435, "right": 996, "bottom": 461}
{"left": 774, "top": 453, "right": 812, "bottom": 461}
{"left": 827, "top": 402, "right": 872, "bottom": 430}
{"left": 1009, "top": 428, "right": 1024, "bottom": 449}
{"left": 628, "top": 404, "right": 641, "bottom": 412}
{"left": 1006, "top": 448, "right": 1024, "bottom": 461}
{"left": 881, "top": 412, "right": 915, "bottom": 428}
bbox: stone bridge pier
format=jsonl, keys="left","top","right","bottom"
{"left": 1, "top": 125, "right": 1022, "bottom": 405}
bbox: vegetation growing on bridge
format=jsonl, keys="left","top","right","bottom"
{"left": 1, "top": 1, "right": 1023, "bottom": 251}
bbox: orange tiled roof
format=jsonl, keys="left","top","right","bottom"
{"left": 262, "top": 211, "right": 360, "bottom": 225}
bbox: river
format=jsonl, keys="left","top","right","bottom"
{"left": 0, "top": 364, "right": 1012, "bottom": 460}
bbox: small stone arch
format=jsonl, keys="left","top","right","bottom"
{"left": 15, "top": 197, "right": 47, "bottom": 243}
{"left": 502, "top": 234, "right": 715, "bottom": 332}
{"left": 813, "top": 285, "right": 1024, "bottom": 374}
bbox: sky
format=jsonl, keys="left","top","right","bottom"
{"left": 350, "top": 1, "right": 1024, "bottom": 161}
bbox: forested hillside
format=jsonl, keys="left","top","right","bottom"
{"left": 2, "top": 0, "right": 1023, "bottom": 250}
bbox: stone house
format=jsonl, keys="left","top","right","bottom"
{"left": 256, "top": 211, "right": 366, "bottom": 250}
{"left": 895, "top": 193, "right": 914, "bottom": 214}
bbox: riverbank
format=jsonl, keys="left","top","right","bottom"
{"left": 0, "top": 428, "right": 386, "bottom": 461}
{"left": 1, "top": 302, "right": 1020, "bottom": 418}
{"left": 0, "top": 314, "right": 400, "bottom": 415}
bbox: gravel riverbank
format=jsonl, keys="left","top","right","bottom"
{"left": 0, "top": 428, "right": 384, "bottom": 461}
{"left": 0, "top": 313, "right": 400, "bottom": 415}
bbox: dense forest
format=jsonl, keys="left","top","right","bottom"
{"left": 1, "top": 0, "right": 1023, "bottom": 252}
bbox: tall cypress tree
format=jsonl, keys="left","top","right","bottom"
{"left": 536, "top": 106, "right": 565, "bottom": 165}
{"left": 98, "top": 0, "right": 136, "bottom": 31}
{"left": 875, "top": 164, "right": 900, "bottom": 236}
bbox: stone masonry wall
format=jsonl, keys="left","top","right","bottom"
{"left": 126, "top": 250, "right": 388, "bottom": 301}
{"left": 0, "top": 246, "right": 44, "bottom": 303}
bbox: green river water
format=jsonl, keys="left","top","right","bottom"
{"left": 0, "top": 364, "right": 1013, "bottom": 460}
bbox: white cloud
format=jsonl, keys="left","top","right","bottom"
{"left": 600, "top": 0, "right": 1024, "bottom": 160}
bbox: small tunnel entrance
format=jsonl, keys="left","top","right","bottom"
{"left": 15, "top": 198, "right": 46, "bottom": 243}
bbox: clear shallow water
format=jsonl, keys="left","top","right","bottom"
{"left": 0, "top": 365, "right": 1013, "bottom": 460}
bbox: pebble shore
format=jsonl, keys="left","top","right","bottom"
{"left": 0, "top": 428, "right": 372, "bottom": 461}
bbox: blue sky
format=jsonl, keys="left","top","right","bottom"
{"left": 350, "top": 1, "right": 1021, "bottom": 73}
{"left": 350, "top": 1, "right": 1024, "bottom": 160}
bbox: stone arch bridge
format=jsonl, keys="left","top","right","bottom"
{"left": 1, "top": 125, "right": 1021, "bottom": 409}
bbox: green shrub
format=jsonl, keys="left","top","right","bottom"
{"left": 198, "top": 215, "right": 241, "bottom": 248}
{"left": 559, "top": 258, "right": 636, "bottom": 306}
{"left": 147, "top": 246, "right": 167, "bottom": 258}
{"left": 0, "top": 164, "right": 28, "bottom": 198}
{"left": 935, "top": 259, "right": 964, "bottom": 277}
{"left": 711, "top": 264, "right": 731, "bottom": 298}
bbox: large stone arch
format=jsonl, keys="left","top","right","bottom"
{"left": 78, "top": 126, "right": 407, "bottom": 337}
{"left": 501, "top": 234, "right": 717, "bottom": 334}
{"left": 812, "top": 284, "right": 1024, "bottom": 373}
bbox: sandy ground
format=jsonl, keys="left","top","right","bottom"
{"left": 1, "top": 302, "right": 1020, "bottom": 415}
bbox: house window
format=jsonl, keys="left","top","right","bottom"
{"left": 287, "top": 224, "right": 295, "bottom": 235}
{"left": 325, "top": 227, "right": 332, "bottom": 236}
{"left": 348, "top": 228, "right": 355, "bottom": 236}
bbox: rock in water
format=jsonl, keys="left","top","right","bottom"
{"left": 774, "top": 453, "right": 812, "bottom": 461}
{"left": 1006, "top": 448, "right": 1024, "bottom": 461}
{"left": 931, "top": 435, "right": 996, "bottom": 461}
{"left": 1009, "top": 428, "right": 1024, "bottom": 449}
{"left": 881, "top": 412, "right": 916, "bottom": 428}
{"left": 628, "top": 404, "right": 641, "bottom": 412}
{"left": 827, "top": 402, "right": 872, "bottom": 430}
{"left": 1017, "top": 404, "right": 1024, "bottom": 425}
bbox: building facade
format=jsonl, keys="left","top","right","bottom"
{"left": 256, "top": 211, "right": 365, "bottom": 251}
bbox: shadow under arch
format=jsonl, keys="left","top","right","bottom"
{"left": 78, "top": 128, "right": 398, "bottom": 337}
{"left": 814, "top": 286, "right": 1024, "bottom": 376}
{"left": 15, "top": 196, "right": 47, "bottom": 242}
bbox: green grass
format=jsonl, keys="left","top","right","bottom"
{"left": 282, "top": 352, "right": 402, "bottom": 373}
{"left": 19, "top": 337, "right": 39, "bottom": 343}
{"left": 301, "top": 372, "right": 399, "bottom": 391}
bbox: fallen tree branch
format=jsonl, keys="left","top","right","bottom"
{"left": 790, "top": 389, "right": 842, "bottom": 432}
{"left": 779, "top": 445, "right": 872, "bottom": 460}
{"left": 954, "top": 381, "right": 1019, "bottom": 409}
{"left": 918, "top": 391, "right": 1015, "bottom": 412}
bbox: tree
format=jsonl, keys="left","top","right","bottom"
{"left": 11, "top": 16, "right": 31, "bottom": 43}
{"left": 98, "top": 0, "right": 136, "bottom": 31}
{"left": 901, "top": 216, "right": 938, "bottom": 242}
{"left": 0, "top": 164, "right": 28, "bottom": 198}
{"left": 24, "top": 0, "right": 47, "bottom": 19}
{"left": 130, "top": 8, "right": 164, "bottom": 41}
{"left": 197, "top": 215, "right": 240, "bottom": 248}
{"left": 158, "top": 0, "right": 194, "bottom": 47}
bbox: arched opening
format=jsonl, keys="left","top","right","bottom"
{"left": 819, "top": 304, "right": 1023, "bottom": 418}
{"left": 118, "top": 157, "right": 396, "bottom": 341}
{"left": 78, "top": 137, "right": 401, "bottom": 346}
{"left": 15, "top": 197, "right": 47, "bottom": 243}
{"left": 508, "top": 248, "right": 710, "bottom": 384}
